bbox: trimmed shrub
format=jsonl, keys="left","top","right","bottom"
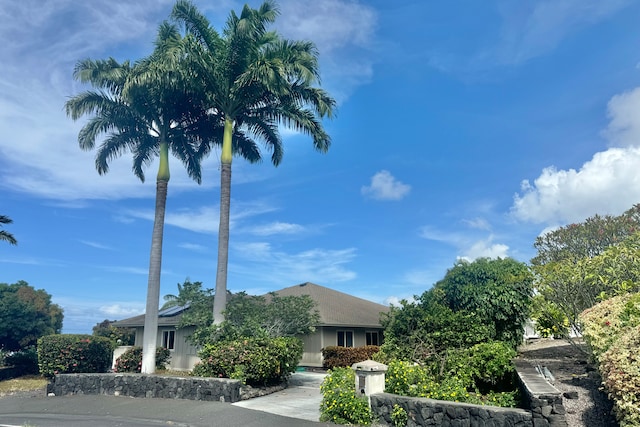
{"left": 320, "top": 367, "right": 373, "bottom": 425}
{"left": 113, "top": 347, "right": 171, "bottom": 373}
{"left": 38, "top": 334, "right": 112, "bottom": 378}
{"left": 4, "top": 347, "right": 39, "bottom": 375}
{"left": 322, "top": 345, "right": 380, "bottom": 369}
{"left": 192, "top": 336, "right": 302, "bottom": 386}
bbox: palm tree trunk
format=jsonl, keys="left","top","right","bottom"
{"left": 141, "top": 179, "right": 168, "bottom": 374}
{"left": 141, "top": 141, "right": 170, "bottom": 374}
{"left": 213, "top": 118, "right": 234, "bottom": 325}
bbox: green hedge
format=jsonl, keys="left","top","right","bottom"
{"left": 322, "top": 345, "right": 380, "bottom": 369}
{"left": 581, "top": 292, "right": 640, "bottom": 426}
{"left": 192, "top": 336, "right": 302, "bottom": 385}
{"left": 113, "top": 346, "right": 171, "bottom": 372}
{"left": 37, "top": 334, "right": 112, "bottom": 378}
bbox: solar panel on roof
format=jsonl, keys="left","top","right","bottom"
{"left": 158, "top": 303, "right": 190, "bottom": 317}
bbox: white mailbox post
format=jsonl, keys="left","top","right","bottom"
{"left": 352, "top": 359, "right": 388, "bottom": 397}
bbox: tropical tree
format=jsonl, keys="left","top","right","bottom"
{"left": 171, "top": 0, "right": 336, "bottom": 324}
{"left": 64, "top": 23, "right": 219, "bottom": 373}
{"left": 0, "top": 215, "right": 17, "bottom": 245}
{"left": 0, "top": 281, "right": 63, "bottom": 350}
{"left": 531, "top": 204, "right": 640, "bottom": 337}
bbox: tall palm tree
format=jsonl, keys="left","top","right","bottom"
{"left": 172, "top": 0, "right": 336, "bottom": 324}
{"left": 65, "top": 23, "right": 218, "bottom": 373}
{"left": 0, "top": 215, "right": 17, "bottom": 245}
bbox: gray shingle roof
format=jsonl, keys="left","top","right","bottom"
{"left": 272, "top": 282, "right": 389, "bottom": 328}
{"left": 112, "top": 283, "right": 389, "bottom": 328}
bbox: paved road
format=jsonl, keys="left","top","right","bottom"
{"left": 0, "top": 372, "right": 332, "bottom": 427}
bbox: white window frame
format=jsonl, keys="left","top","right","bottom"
{"left": 162, "top": 330, "right": 175, "bottom": 350}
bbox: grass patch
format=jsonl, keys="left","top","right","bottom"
{"left": 0, "top": 375, "right": 48, "bottom": 396}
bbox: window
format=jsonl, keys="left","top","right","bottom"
{"left": 337, "top": 330, "right": 353, "bottom": 347}
{"left": 366, "top": 331, "right": 379, "bottom": 346}
{"left": 162, "top": 330, "right": 175, "bottom": 350}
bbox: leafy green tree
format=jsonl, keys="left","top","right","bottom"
{"left": 531, "top": 205, "right": 640, "bottom": 337}
{"left": 536, "top": 232, "right": 640, "bottom": 335}
{"left": 435, "top": 258, "right": 534, "bottom": 348}
{"left": 92, "top": 319, "right": 135, "bottom": 346}
{"left": 532, "top": 204, "right": 640, "bottom": 266}
{"left": 380, "top": 258, "right": 533, "bottom": 363}
{"left": 0, "top": 215, "right": 17, "bottom": 245}
{"left": 0, "top": 281, "right": 63, "bottom": 350}
{"left": 171, "top": 0, "right": 336, "bottom": 324}
{"left": 380, "top": 291, "right": 495, "bottom": 362}
{"left": 65, "top": 24, "right": 216, "bottom": 373}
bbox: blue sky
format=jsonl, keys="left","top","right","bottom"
{"left": 3, "top": 0, "right": 640, "bottom": 334}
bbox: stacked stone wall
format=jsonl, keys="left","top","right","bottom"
{"left": 371, "top": 393, "right": 533, "bottom": 426}
{"left": 51, "top": 373, "right": 242, "bottom": 403}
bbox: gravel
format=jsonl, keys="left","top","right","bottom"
{"left": 518, "top": 339, "right": 617, "bottom": 427}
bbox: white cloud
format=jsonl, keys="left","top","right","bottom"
{"left": 462, "top": 217, "right": 491, "bottom": 231}
{"left": 361, "top": 170, "right": 411, "bottom": 201}
{"left": 124, "top": 201, "right": 278, "bottom": 234}
{"left": 602, "top": 87, "right": 640, "bottom": 147}
{"left": 244, "top": 222, "right": 305, "bottom": 236}
{"left": 419, "top": 226, "right": 510, "bottom": 261}
{"left": 55, "top": 296, "right": 145, "bottom": 333}
{"left": 178, "top": 242, "right": 208, "bottom": 252}
{"left": 231, "top": 242, "right": 357, "bottom": 285}
{"left": 100, "top": 304, "right": 144, "bottom": 318}
{"left": 458, "top": 237, "right": 509, "bottom": 262}
{"left": 512, "top": 86, "right": 640, "bottom": 225}
{"left": 80, "top": 240, "right": 113, "bottom": 250}
{"left": 512, "top": 147, "right": 640, "bottom": 224}
{"left": 384, "top": 296, "right": 412, "bottom": 307}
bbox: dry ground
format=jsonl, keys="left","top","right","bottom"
{"left": 518, "top": 339, "right": 617, "bottom": 427}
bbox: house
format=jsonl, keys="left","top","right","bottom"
{"left": 112, "top": 282, "right": 390, "bottom": 370}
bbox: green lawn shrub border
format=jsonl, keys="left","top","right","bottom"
{"left": 37, "top": 334, "right": 112, "bottom": 378}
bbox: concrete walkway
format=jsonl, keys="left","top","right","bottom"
{"left": 233, "top": 371, "right": 327, "bottom": 422}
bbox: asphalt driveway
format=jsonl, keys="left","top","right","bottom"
{"left": 0, "top": 372, "right": 331, "bottom": 427}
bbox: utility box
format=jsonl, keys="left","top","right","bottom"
{"left": 352, "top": 359, "right": 388, "bottom": 396}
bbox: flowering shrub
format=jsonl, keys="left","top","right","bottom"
{"left": 37, "top": 334, "right": 112, "bottom": 378}
{"left": 191, "top": 337, "right": 302, "bottom": 385}
{"left": 580, "top": 295, "right": 629, "bottom": 361}
{"left": 320, "top": 367, "right": 373, "bottom": 425}
{"left": 600, "top": 327, "right": 640, "bottom": 426}
{"left": 580, "top": 292, "right": 640, "bottom": 426}
{"left": 390, "top": 404, "right": 408, "bottom": 427}
{"left": 385, "top": 359, "right": 518, "bottom": 407}
{"left": 322, "top": 345, "right": 380, "bottom": 369}
{"left": 113, "top": 346, "right": 171, "bottom": 373}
